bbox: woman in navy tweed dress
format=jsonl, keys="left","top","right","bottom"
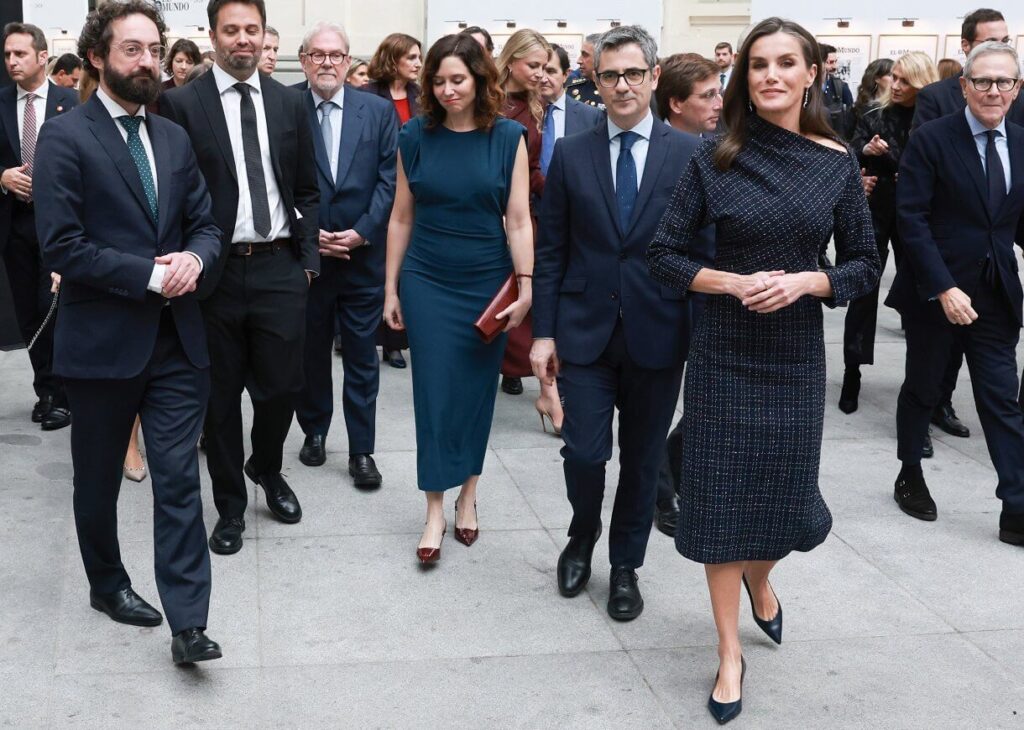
{"left": 647, "top": 18, "right": 879, "bottom": 723}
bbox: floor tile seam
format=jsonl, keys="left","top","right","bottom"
{"left": 486, "top": 449, "right": 550, "bottom": 532}
{"left": 618, "top": 644, "right": 687, "bottom": 729}
{"left": 957, "top": 631, "right": 1024, "bottom": 682}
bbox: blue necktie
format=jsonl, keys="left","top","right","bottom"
{"left": 616, "top": 131, "right": 639, "bottom": 228}
{"left": 540, "top": 104, "right": 556, "bottom": 176}
{"left": 118, "top": 116, "right": 157, "bottom": 224}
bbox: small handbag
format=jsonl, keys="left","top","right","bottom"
{"left": 473, "top": 273, "right": 519, "bottom": 343}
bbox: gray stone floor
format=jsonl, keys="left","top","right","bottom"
{"left": 2, "top": 263, "right": 1024, "bottom": 728}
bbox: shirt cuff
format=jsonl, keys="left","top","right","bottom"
{"left": 305, "top": 269, "right": 317, "bottom": 279}
{"left": 147, "top": 264, "right": 166, "bottom": 293}
{"left": 183, "top": 251, "right": 204, "bottom": 273}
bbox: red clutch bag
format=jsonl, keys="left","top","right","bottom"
{"left": 474, "top": 273, "right": 518, "bottom": 343}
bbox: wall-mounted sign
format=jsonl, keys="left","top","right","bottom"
{"left": 24, "top": 0, "right": 87, "bottom": 38}
{"left": 816, "top": 35, "right": 872, "bottom": 96}
{"left": 877, "top": 35, "right": 939, "bottom": 62}
{"left": 149, "top": 0, "right": 209, "bottom": 34}
{"left": 943, "top": 35, "right": 966, "bottom": 64}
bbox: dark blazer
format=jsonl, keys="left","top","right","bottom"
{"left": 363, "top": 79, "right": 420, "bottom": 118}
{"left": 305, "top": 86, "right": 398, "bottom": 287}
{"left": 913, "top": 73, "right": 1024, "bottom": 130}
{"left": 33, "top": 95, "right": 221, "bottom": 379}
{"left": 564, "top": 96, "right": 604, "bottom": 136}
{"left": 534, "top": 121, "right": 705, "bottom": 369}
{"left": 0, "top": 81, "right": 78, "bottom": 252}
{"left": 160, "top": 71, "right": 319, "bottom": 297}
{"left": 886, "top": 111, "right": 1024, "bottom": 325}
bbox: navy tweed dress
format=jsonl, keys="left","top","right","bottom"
{"left": 647, "top": 115, "right": 880, "bottom": 563}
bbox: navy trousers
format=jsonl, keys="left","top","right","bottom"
{"left": 64, "top": 309, "right": 212, "bottom": 634}
{"left": 560, "top": 322, "right": 683, "bottom": 568}
{"left": 296, "top": 270, "right": 382, "bottom": 455}
{"left": 896, "top": 282, "right": 1024, "bottom": 514}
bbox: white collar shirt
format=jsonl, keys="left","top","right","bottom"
{"left": 16, "top": 78, "right": 48, "bottom": 158}
{"left": 607, "top": 110, "right": 654, "bottom": 191}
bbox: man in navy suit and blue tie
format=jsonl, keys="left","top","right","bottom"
{"left": 34, "top": 1, "right": 223, "bottom": 663}
{"left": 538, "top": 43, "right": 604, "bottom": 178}
{"left": 531, "top": 26, "right": 702, "bottom": 620}
{"left": 293, "top": 21, "right": 398, "bottom": 486}
{"left": 887, "top": 41, "right": 1024, "bottom": 547}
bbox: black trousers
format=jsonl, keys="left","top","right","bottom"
{"left": 296, "top": 275, "right": 382, "bottom": 454}
{"left": 2, "top": 206, "right": 63, "bottom": 404}
{"left": 560, "top": 322, "right": 683, "bottom": 568}
{"left": 202, "top": 250, "right": 308, "bottom": 519}
{"left": 64, "top": 309, "right": 211, "bottom": 634}
{"left": 896, "top": 282, "right": 1024, "bottom": 514}
{"left": 656, "top": 416, "right": 684, "bottom": 508}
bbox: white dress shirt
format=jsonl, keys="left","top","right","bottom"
{"left": 16, "top": 78, "right": 47, "bottom": 156}
{"left": 96, "top": 87, "right": 201, "bottom": 293}
{"left": 607, "top": 111, "right": 654, "bottom": 191}
{"left": 211, "top": 63, "right": 290, "bottom": 243}
{"left": 965, "top": 106, "right": 1012, "bottom": 191}
{"left": 311, "top": 86, "right": 344, "bottom": 180}
{"left": 549, "top": 91, "right": 567, "bottom": 141}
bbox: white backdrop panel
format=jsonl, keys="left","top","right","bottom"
{"left": 23, "top": 0, "right": 87, "bottom": 37}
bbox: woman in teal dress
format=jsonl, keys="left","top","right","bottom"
{"left": 384, "top": 34, "right": 533, "bottom": 564}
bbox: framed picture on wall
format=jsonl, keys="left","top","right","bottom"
{"left": 543, "top": 33, "right": 584, "bottom": 63}
{"left": 490, "top": 33, "right": 512, "bottom": 57}
{"left": 815, "top": 35, "right": 872, "bottom": 95}
{"left": 1017, "top": 36, "right": 1024, "bottom": 55}
{"left": 877, "top": 35, "right": 939, "bottom": 62}
{"left": 50, "top": 36, "right": 77, "bottom": 55}
{"left": 943, "top": 35, "right": 966, "bottom": 64}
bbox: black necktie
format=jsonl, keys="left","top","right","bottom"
{"left": 985, "top": 129, "right": 1007, "bottom": 213}
{"left": 233, "top": 82, "right": 272, "bottom": 238}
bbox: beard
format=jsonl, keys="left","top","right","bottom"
{"left": 104, "top": 65, "right": 160, "bottom": 105}
{"left": 221, "top": 48, "right": 259, "bottom": 75}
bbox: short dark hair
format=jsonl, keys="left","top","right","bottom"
{"left": 52, "top": 53, "right": 82, "bottom": 76}
{"left": 655, "top": 53, "right": 719, "bottom": 120}
{"left": 264, "top": 25, "right": 279, "bottom": 38}
{"left": 207, "top": 0, "right": 266, "bottom": 31}
{"left": 3, "top": 22, "right": 47, "bottom": 54}
{"left": 164, "top": 38, "right": 202, "bottom": 74}
{"left": 77, "top": 0, "right": 167, "bottom": 79}
{"left": 961, "top": 8, "right": 1005, "bottom": 42}
{"left": 714, "top": 42, "right": 732, "bottom": 53}
{"left": 549, "top": 43, "right": 570, "bottom": 74}
{"left": 421, "top": 34, "right": 503, "bottom": 130}
{"left": 819, "top": 43, "right": 837, "bottom": 57}
{"left": 462, "top": 26, "right": 493, "bottom": 53}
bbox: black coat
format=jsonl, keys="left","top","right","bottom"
{"left": 851, "top": 102, "right": 915, "bottom": 222}
{"left": 363, "top": 79, "right": 420, "bottom": 118}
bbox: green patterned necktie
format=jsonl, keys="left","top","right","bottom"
{"left": 118, "top": 115, "right": 158, "bottom": 224}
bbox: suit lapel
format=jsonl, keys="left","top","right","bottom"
{"left": 43, "top": 84, "right": 62, "bottom": 120}
{"left": 564, "top": 101, "right": 578, "bottom": 137}
{"left": 335, "top": 87, "right": 363, "bottom": 188}
{"left": 625, "top": 123, "right": 668, "bottom": 237}
{"left": 305, "top": 90, "right": 334, "bottom": 186}
{"left": 588, "top": 124, "right": 622, "bottom": 237}
{"left": 149, "top": 117, "right": 173, "bottom": 241}
{"left": 1, "top": 86, "right": 20, "bottom": 163}
{"left": 195, "top": 72, "right": 237, "bottom": 182}
{"left": 84, "top": 96, "right": 154, "bottom": 229}
{"left": 996, "top": 121, "right": 1024, "bottom": 221}
{"left": 950, "top": 114, "right": 991, "bottom": 220}
{"left": 260, "top": 77, "right": 287, "bottom": 192}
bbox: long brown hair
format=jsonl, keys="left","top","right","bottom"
{"left": 496, "top": 29, "right": 550, "bottom": 130}
{"left": 368, "top": 32, "right": 421, "bottom": 85}
{"left": 714, "top": 17, "right": 835, "bottom": 171}
{"left": 419, "top": 34, "right": 504, "bottom": 130}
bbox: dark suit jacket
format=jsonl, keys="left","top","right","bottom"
{"left": 306, "top": 86, "right": 398, "bottom": 288}
{"left": 160, "top": 71, "right": 319, "bottom": 297}
{"left": 33, "top": 95, "right": 221, "bottom": 379}
{"left": 886, "top": 111, "right": 1024, "bottom": 325}
{"left": 534, "top": 121, "right": 705, "bottom": 369}
{"left": 913, "top": 73, "right": 1024, "bottom": 130}
{"left": 564, "top": 96, "right": 603, "bottom": 136}
{"left": 363, "top": 79, "right": 420, "bottom": 118}
{"left": 0, "top": 81, "right": 78, "bottom": 252}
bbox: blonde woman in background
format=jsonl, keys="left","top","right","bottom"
{"left": 839, "top": 51, "right": 939, "bottom": 416}
{"left": 346, "top": 59, "right": 369, "bottom": 87}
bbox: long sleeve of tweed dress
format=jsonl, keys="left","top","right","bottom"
{"left": 822, "top": 154, "right": 882, "bottom": 306}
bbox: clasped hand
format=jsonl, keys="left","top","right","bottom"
{"left": 319, "top": 229, "right": 365, "bottom": 260}
{"left": 736, "top": 270, "right": 810, "bottom": 314}
{"left": 938, "top": 287, "right": 978, "bottom": 326}
{"left": 156, "top": 252, "right": 201, "bottom": 298}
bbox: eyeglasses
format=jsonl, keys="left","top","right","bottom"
{"left": 114, "top": 42, "right": 166, "bottom": 61}
{"left": 596, "top": 68, "right": 649, "bottom": 88}
{"left": 303, "top": 51, "right": 350, "bottom": 66}
{"left": 967, "top": 76, "right": 1020, "bottom": 92}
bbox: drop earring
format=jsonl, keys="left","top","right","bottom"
{"left": 748, "top": 99, "right": 754, "bottom": 112}
{"left": 803, "top": 87, "right": 810, "bottom": 108}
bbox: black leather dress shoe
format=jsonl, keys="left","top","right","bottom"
{"left": 838, "top": 367, "right": 860, "bottom": 414}
{"left": 894, "top": 468, "right": 937, "bottom": 521}
{"left": 209, "top": 516, "right": 245, "bottom": 555}
{"left": 171, "top": 628, "right": 222, "bottom": 665}
{"left": 383, "top": 349, "right": 407, "bottom": 368}
{"left": 654, "top": 500, "right": 679, "bottom": 537}
{"left": 349, "top": 453, "right": 382, "bottom": 489}
{"left": 501, "top": 376, "right": 523, "bottom": 395}
{"left": 90, "top": 587, "right": 163, "bottom": 627}
{"left": 31, "top": 395, "right": 54, "bottom": 423}
{"left": 931, "top": 403, "right": 970, "bottom": 438}
{"left": 299, "top": 434, "right": 326, "bottom": 467}
{"left": 999, "top": 511, "right": 1024, "bottom": 546}
{"left": 41, "top": 406, "right": 71, "bottom": 431}
{"left": 922, "top": 430, "right": 934, "bottom": 459}
{"left": 607, "top": 566, "right": 643, "bottom": 621}
{"left": 244, "top": 461, "right": 302, "bottom": 523}
{"left": 557, "top": 525, "right": 602, "bottom": 597}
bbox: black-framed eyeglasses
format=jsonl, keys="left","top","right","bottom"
{"left": 596, "top": 68, "right": 649, "bottom": 88}
{"left": 968, "top": 76, "right": 1020, "bottom": 92}
{"left": 303, "top": 51, "right": 350, "bottom": 66}
{"left": 114, "top": 42, "right": 166, "bottom": 61}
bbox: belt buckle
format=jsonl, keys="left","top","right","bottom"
{"left": 243, "top": 242, "right": 253, "bottom": 256}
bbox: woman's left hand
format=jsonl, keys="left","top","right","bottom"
{"left": 740, "top": 273, "right": 811, "bottom": 314}
{"left": 496, "top": 295, "right": 532, "bottom": 331}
